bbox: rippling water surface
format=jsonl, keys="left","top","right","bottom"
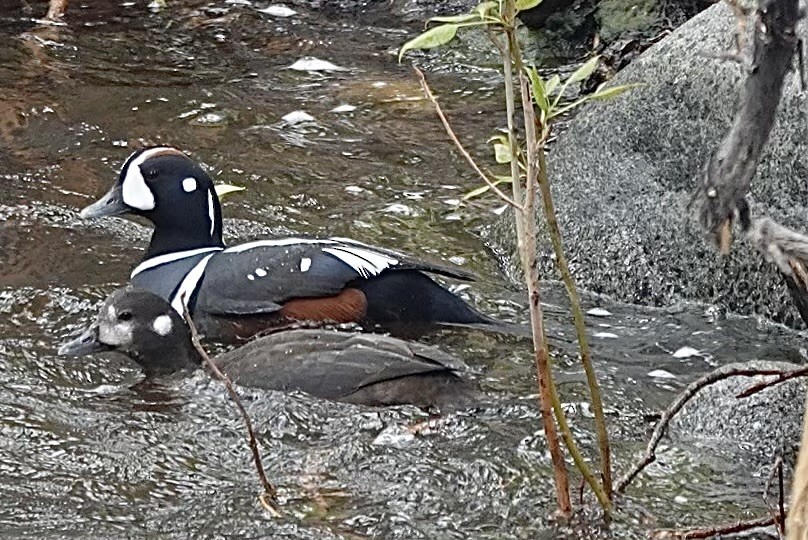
{"left": 0, "top": 2, "right": 804, "bottom": 538}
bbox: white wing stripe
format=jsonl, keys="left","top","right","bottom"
{"left": 321, "top": 246, "right": 397, "bottom": 277}
{"left": 224, "top": 238, "right": 331, "bottom": 253}
{"left": 131, "top": 247, "right": 224, "bottom": 278}
{"left": 170, "top": 253, "right": 217, "bottom": 315}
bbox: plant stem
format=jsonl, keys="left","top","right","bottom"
{"left": 536, "top": 147, "right": 613, "bottom": 500}
{"left": 502, "top": 0, "right": 571, "bottom": 517}
{"left": 181, "top": 299, "right": 281, "bottom": 516}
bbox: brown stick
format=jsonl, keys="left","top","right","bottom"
{"left": 45, "top": 0, "right": 68, "bottom": 20}
{"left": 737, "top": 364, "right": 808, "bottom": 398}
{"left": 650, "top": 514, "right": 780, "bottom": 539}
{"left": 413, "top": 67, "right": 522, "bottom": 210}
{"left": 616, "top": 365, "right": 798, "bottom": 493}
{"left": 180, "top": 300, "right": 281, "bottom": 516}
{"left": 693, "top": 0, "right": 800, "bottom": 247}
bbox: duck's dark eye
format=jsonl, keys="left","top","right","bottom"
{"left": 143, "top": 168, "right": 159, "bottom": 180}
{"left": 118, "top": 311, "right": 133, "bottom": 322}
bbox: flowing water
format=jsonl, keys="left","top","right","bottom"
{"left": 0, "top": 2, "right": 804, "bottom": 538}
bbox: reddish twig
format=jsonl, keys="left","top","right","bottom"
{"left": 736, "top": 364, "right": 808, "bottom": 398}
{"left": 616, "top": 365, "right": 797, "bottom": 493}
{"left": 181, "top": 298, "right": 281, "bottom": 516}
{"left": 762, "top": 456, "right": 785, "bottom": 538}
{"left": 650, "top": 514, "right": 780, "bottom": 539}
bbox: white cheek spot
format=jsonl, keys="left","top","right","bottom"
{"left": 247, "top": 274, "right": 255, "bottom": 281}
{"left": 182, "top": 177, "right": 197, "bottom": 193}
{"left": 107, "top": 305, "right": 117, "bottom": 320}
{"left": 151, "top": 314, "right": 173, "bottom": 336}
{"left": 255, "top": 268, "right": 267, "bottom": 277}
{"left": 300, "top": 257, "right": 311, "bottom": 272}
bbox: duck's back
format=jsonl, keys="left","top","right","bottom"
{"left": 213, "top": 329, "right": 480, "bottom": 411}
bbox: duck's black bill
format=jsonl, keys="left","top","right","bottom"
{"left": 58, "top": 325, "right": 111, "bottom": 356}
{"left": 79, "top": 184, "right": 129, "bottom": 219}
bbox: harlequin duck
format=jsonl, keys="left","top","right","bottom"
{"left": 79, "top": 146, "right": 528, "bottom": 342}
{"left": 58, "top": 287, "right": 481, "bottom": 411}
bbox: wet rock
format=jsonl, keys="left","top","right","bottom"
{"left": 667, "top": 361, "right": 806, "bottom": 464}
{"left": 483, "top": 1, "right": 808, "bottom": 326}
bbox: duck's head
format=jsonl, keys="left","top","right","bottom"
{"left": 80, "top": 147, "right": 225, "bottom": 255}
{"left": 58, "top": 287, "right": 200, "bottom": 375}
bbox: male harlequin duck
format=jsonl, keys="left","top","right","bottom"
{"left": 58, "top": 287, "right": 481, "bottom": 411}
{"left": 79, "top": 146, "right": 528, "bottom": 342}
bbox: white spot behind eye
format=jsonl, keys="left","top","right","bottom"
{"left": 300, "top": 257, "right": 311, "bottom": 272}
{"left": 152, "top": 315, "right": 173, "bottom": 336}
{"left": 255, "top": 268, "right": 267, "bottom": 277}
{"left": 182, "top": 177, "right": 197, "bottom": 193}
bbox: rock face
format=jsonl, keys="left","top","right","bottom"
{"left": 667, "top": 361, "right": 806, "bottom": 465}
{"left": 483, "top": 2, "right": 808, "bottom": 326}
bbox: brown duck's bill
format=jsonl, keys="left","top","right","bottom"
{"left": 79, "top": 184, "right": 130, "bottom": 219}
{"left": 58, "top": 325, "right": 111, "bottom": 356}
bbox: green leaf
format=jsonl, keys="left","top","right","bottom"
{"left": 494, "top": 143, "right": 511, "bottom": 163}
{"left": 398, "top": 24, "right": 459, "bottom": 62}
{"left": 214, "top": 184, "right": 246, "bottom": 199}
{"left": 527, "top": 67, "right": 549, "bottom": 115}
{"left": 589, "top": 83, "right": 641, "bottom": 100}
{"left": 551, "top": 55, "right": 599, "bottom": 109}
{"left": 429, "top": 13, "right": 479, "bottom": 23}
{"left": 567, "top": 55, "right": 599, "bottom": 84}
{"left": 515, "top": 0, "right": 543, "bottom": 11}
{"left": 461, "top": 176, "right": 512, "bottom": 201}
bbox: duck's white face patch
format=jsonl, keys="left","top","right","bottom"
{"left": 120, "top": 147, "right": 172, "bottom": 211}
{"left": 99, "top": 321, "right": 133, "bottom": 347}
{"left": 300, "top": 257, "right": 312, "bottom": 272}
{"left": 182, "top": 177, "right": 197, "bottom": 193}
{"left": 151, "top": 314, "right": 173, "bottom": 336}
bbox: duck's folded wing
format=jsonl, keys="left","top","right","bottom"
{"left": 193, "top": 239, "right": 474, "bottom": 316}
{"left": 216, "top": 329, "right": 457, "bottom": 399}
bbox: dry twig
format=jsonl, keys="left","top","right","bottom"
{"left": 414, "top": 67, "right": 522, "bottom": 210}
{"left": 650, "top": 514, "right": 779, "bottom": 539}
{"left": 45, "top": 0, "right": 67, "bottom": 20}
{"left": 180, "top": 297, "right": 281, "bottom": 516}
{"left": 616, "top": 364, "right": 798, "bottom": 493}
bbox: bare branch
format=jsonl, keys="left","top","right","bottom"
{"left": 45, "top": 0, "right": 67, "bottom": 21}
{"left": 180, "top": 296, "right": 281, "bottom": 516}
{"left": 413, "top": 67, "right": 523, "bottom": 210}
{"left": 616, "top": 364, "right": 797, "bottom": 493}
{"left": 650, "top": 514, "right": 780, "bottom": 539}
{"left": 692, "top": 0, "right": 800, "bottom": 249}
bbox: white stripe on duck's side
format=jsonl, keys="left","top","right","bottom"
{"left": 170, "top": 253, "right": 217, "bottom": 315}
{"left": 131, "top": 247, "right": 224, "bottom": 278}
{"left": 223, "top": 238, "right": 399, "bottom": 278}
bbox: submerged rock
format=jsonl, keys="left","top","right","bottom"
{"left": 483, "top": 2, "right": 808, "bottom": 326}
{"left": 667, "top": 361, "right": 806, "bottom": 464}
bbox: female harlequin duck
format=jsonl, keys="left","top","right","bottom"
{"left": 58, "top": 287, "right": 481, "bottom": 411}
{"left": 79, "top": 146, "right": 528, "bottom": 342}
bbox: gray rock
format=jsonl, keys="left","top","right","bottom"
{"left": 483, "top": 2, "right": 808, "bottom": 326}
{"left": 667, "top": 361, "right": 806, "bottom": 464}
